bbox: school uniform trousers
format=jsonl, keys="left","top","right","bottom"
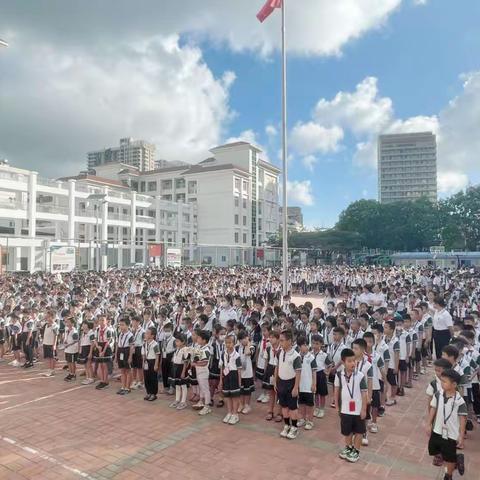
{"left": 161, "top": 353, "right": 173, "bottom": 389}
{"left": 144, "top": 359, "right": 158, "bottom": 395}
{"left": 22, "top": 333, "right": 34, "bottom": 363}
{"left": 432, "top": 328, "right": 451, "bottom": 359}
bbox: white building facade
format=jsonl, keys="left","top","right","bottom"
{"left": 0, "top": 164, "right": 194, "bottom": 272}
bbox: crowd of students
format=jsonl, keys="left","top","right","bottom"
{"left": 0, "top": 265, "right": 479, "bottom": 479}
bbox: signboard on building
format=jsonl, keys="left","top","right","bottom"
{"left": 166, "top": 248, "right": 182, "bottom": 268}
{"left": 148, "top": 243, "right": 163, "bottom": 258}
{"left": 50, "top": 246, "right": 76, "bottom": 273}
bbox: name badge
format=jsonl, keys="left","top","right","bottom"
{"left": 143, "top": 361, "right": 149, "bottom": 370}
{"left": 349, "top": 400, "right": 356, "bottom": 412}
{"left": 442, "top": 427, "right": 449, "bottom": 440}
{"left": 119, "top": 353, "right": 124, "bottom": 361}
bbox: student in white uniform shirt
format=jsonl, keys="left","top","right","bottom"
{"left": 427, "top": 369, "right": 467, "bottom": 479}
{"left": 218, "top": 296, "right": 237, "bottom": 328}
{"left": 63, "top": 317, "right": 79, "bottom": 382}
{"left": 78, "top": 320, "right": 95, "bottom": 385}
{"left": 237, "top": 331, "right": 255, "bottom": 414}
{"left": 41, "top": 310, "right": 59, "bottom": 377}
{"left": 296, "top": 336, "right": 317, "bottom": 430}
{"left": 116, "top": 317, "right": 134, "bottom": 395}
{"left": 131, "top": 316, "right": 145, "bottom": 390}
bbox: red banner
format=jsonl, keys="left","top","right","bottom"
{"left": 148, "top": 244, "right": 163, "bottom": 257}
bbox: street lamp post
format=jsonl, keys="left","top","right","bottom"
{"left": 87, "top": 193, "right": 107, "bottom": 272}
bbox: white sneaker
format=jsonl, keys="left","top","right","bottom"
{"left": 9, "top": 360, "right": 19, "bottom": 367}
{"left": 241, "top": 405, "right": 252, "bottom": 415}
{"left": 313, "top": 407, "right": 320, "bottom": 417}
{"left": 304, "top": 421, "right": 314, "bottom": 430}
{"left": 317, "top": 409, "right": 325, "bottom": 418}
{"left": 228, "top": 414, "right": 239, "bottom": 425}
{"left": 362, "top": 434, "right": 369, "bottom": 446}
{"left": 223, "top": 413, "right": 232, "bottom": 424}
{"left": 280, "top": 425, "right": 290, "bottom": 438}
{"left": 82, "top": 378, "right": 95, "bottom": 385}
{"left": 297, "top": 419, "right": 306, "bottom": 428}
{"left": 169, "top": 401, "right": 179, "bottom": 408}
{"left": 237, "top": 404, "right": 244, "bottom": 413}
{"left": 370, "top": 423, "right": 378, "bottom": 433}
{"left": 198, "top": 406, "right": 212, "bottom": 416}
{"left": 42, "top": 370, "right": 54, "bottom": 377}
{"left": 261, "top": 394, "right": 270, "bottom": 404}
{"left": 256, "top": 393, "right": 265, "bottom": 403}
{"left": 287, "top": 426, "right": 298, "bottom": 439}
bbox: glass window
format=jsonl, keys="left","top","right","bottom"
{"left": 243, "top": 215, "right": 247, "bottom": 226}
{"left": 175, "top": 178, "right": 186, "bottom": 189}
{"left": 242, "top": 180, "right": 248, "bottom": 191}
{"left": 148, "top": 181, "right": 157, "bottom": 192}
{"left": 243, "top": 233, "right": 247, "bottom": 244}
{"left": 176, "top": 193, "right": 186, "bottom": 203}
{"left": 234, "top": 196, "right": 239, "bottom": 207}
{"left": 243, "top": 198, "right": 247, "bottom": 209}
{"left": 234, "top": 178, "right": 241, "bottom": 190}
{"left": 234, "top": 232, "right": 239, "bottom": 243}
{"left": 234, "top": 214, "right": 239, "bottom": 225}
{"left": 161, "top": 179, "right": 172, "bottom": 190}
{"left": 187, "top": 180, "right": 197, "bottom": 194}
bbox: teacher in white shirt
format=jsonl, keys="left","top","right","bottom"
{"left": 432, "top": 297, "right": 453, "bottom": 359}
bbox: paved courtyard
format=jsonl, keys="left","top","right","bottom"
{"left": 0, "top": 296, "right": 478, "bottom": 480}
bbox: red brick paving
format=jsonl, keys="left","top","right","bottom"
{"left": 0, "top": 294, "right": 477, "bottom": 480}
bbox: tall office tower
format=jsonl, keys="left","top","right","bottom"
{"left": 378, "top": 132, "right": 437, "bottom": 203}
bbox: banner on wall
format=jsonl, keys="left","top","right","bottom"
{"left": 50, "top": 245, "right": 76, "bottom": 273}
{"left": 166, "top": 248, "right": 182, "bottom": 268}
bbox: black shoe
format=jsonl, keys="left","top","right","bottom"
{"left": 24, "top": 362, "right": 34, "bottom": 369}
{"left": 64, "top": 374, "right": 72, "bottom": 381}
{"left": 378, "top": 406, "right": 385, "bottom": 417}
{"left": 116, "top": 388, "right": 124, "bottom": 395}
{"left": 443, "top": 474, "right": 452, "bottom": 480}
{"left": 147, "top": 395, "right": 157, "bottom": 402}
{"left": 95, "top": 382, "right": 105, "bottom": 390}
{"left": 144, "top": 395, "right": 151, "bottom": 401}
{"left": 466, "top": 419, "right": 474, "bottom": 431}
{"left": 457, "top": 453, "right": 465, "bottom": 476}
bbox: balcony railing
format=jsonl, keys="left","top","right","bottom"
{"left": 0, "top": 199, "right": 27, "bottom": 210}
{"left": 36, "top": 204, "right": 69, "bottom": 215}
{"left": 0, "top": 171, "right": 28, "bottom": 182}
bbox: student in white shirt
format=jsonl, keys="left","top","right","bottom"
{"left": 41, "top": 310, "right": 59, "bottom": 377}
{"left": 427, "top": 369, "right": 467, "bottom": 479}
{"left": 335, "top": 348, "right": 368, "bottom": 464}
{"left": 131, "top": 316, "right": 145, "bottom": 390}
{"left": 116, "top": 317, "right": 134, "bottom": 395}
{"left": 432, "top": 297, "right": 453, "bottom": 359}
{"left": 142, "top": 326, "right": 160, "bottom": 401}
{"left": 237, "top": 331, "right": 255, "bottom": 415}
{"left": 63, "top": 317, "right": 79, "bottom": 382}
{"left": 78, "top": 320, "right": 95, "bottom": 385}
{"left": 296, "top": 336, "right": 317, "bottom": 430}
{"left": 219, "top": 334, "right": 242, "bottom": 425}
{"left": 312, "top": 334, "right": 329, "bottom": 418}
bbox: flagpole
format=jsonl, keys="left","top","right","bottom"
{"left": 281, "top": 0, "right": 289, "bottom": 296}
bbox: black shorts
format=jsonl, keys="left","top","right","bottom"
{"left": 315, "top": 370, "right": 329, "bottom": 396}
{"left": 255, "top": 367, "right": 264, "bottom": 381}
{"left": 371, "top": 390, "right": 381, "bottom": 408}
{"left": 65, "top": 352, "right": 78, "bottom": 364}
{"left": 421, "top": 342, "right": 429, "bottom": 358}
{"left": 379, "top": 379, "right": 385, "bottom": 393}
{"left": 94, "top": 344, "right": 112, "bottom": 363}
{"left": 222, "top": 371, "right": 241, "bottom": 398}
{"left": 340, "top": 414, "right": 366, "bottom": 436}
{"left": 240, "top": 377, "right": 255, "bottom": 395}
{"left": 117, "top": 347, "right": 131, "bottom": 369}
{"left": 398, "top": 360, "right": 408, "bottom": 372}
{"left": 277, "top": 378, "right": 298, "bottom": 411}
{"left": 387, "top": 368, "right": 397, "bottom": 386}
{"left": 298, "top": 392, "right": 314, "bottom": 406}
{"left": 428, "top": 432, "right": 457, "bottom": 463}
{"left": 77, "top": 345, "right": 91, "bottom": 365}
{"left": 262, "top": 364, "right": 275, "bottom": 390}
{"left": 415, "top": 350, "right": 422, "bottom": 363}
{"left": 131, "top": 346, "right": 143, "bottom": 369}
{"left": 43, "top": 345, "right": 54, "bottom": 359}
{"left": 328, "top": 372, "right": 336, "bottom": 384}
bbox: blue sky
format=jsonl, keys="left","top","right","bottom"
{"left": 200, "top": 0, "right": 480, "bottom": 227}
{"left": 1, "top": 0, "right": 479, "bottom": 228}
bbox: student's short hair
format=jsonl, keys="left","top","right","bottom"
{"left": 395, "top": 316, "right": 404, "bottom": 323}
{"left": 359, "top": 313, "right": 369, "bottom": 322}
{"left": 441, "top": 369, "right": 461, "bottom": 385}
{"left": 442, "top": 344, "right": 459, "bottom": 360}
{"left": 296, "top": 335, "right": 308, "bottom": 347}
{"left": 214, "top": 324, "right": 226, "bottom": 334}
{"left": 175, "top": 332, "right": 187, "bottom": 344}
{"left": 163, "top": 322, "right": 173, "bottom": 331}
{"left": 270, "top": 331, "right": 280, "bottom": 340}
{"left": 434, "top": 297, "right": 446, "bottom": 308}
{"left": 280, "top": 329, "right": 293, "bottom": 342}
{"left": 119, "top": 316, "right": 131, "bottom": 326}
{"left": 311, "top": 334, "right": 324, "bottom": 344}
{"left": 419, "top": 302, "right": 429, "bottom": 309}
{"left": 352, "top": 338, "right": 367, "bottom": 350}
{"left": 341, "top": 348, "right": 355, "bottom": 361}
{"left": 237, "top": 330, "right": 248, "bottom": 341}
{"left": 147, "top": 326, "right": 157, "bottom": 338}
{"left": 384, "top": 320, "right": 396, "bottom": 332}
{"left": 325, "top": 315, "right": 337, "bottom": 327}
{"left": 452, "top": 337, "right": 468, "bottom": 350}
{"left": 371, "top": 323, "right": 384, "bottom": 334}
{"left": 196, "top": 330, "right": 210, "bottom": 342}
{"left": 332, "top": 326, "right": 345, "bottom": 336}
{"left": 460, "top": 330, "right": 475, "bottom": 341}
{"left": 363, "top": 332, "right": 374, "bottom": 341}
{"left": 131, "top": 314, "right": 142, "bottom": 323}
{"left": 433, "top": 358, "right": 452, "bottom": 370}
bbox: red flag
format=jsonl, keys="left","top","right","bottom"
{"left": 256, "top": 0, "right": 282, "bottom": 23}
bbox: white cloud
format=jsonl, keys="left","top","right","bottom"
{"left": 298, "top": 72, "right": 480, "bottom": 196}
{"left": 0, "top": 35, "right": 234, "bottom": 176}
{"left": 0, "top": 1, "right": 404, "bottom": 57}
{"left": 302, "top": 155, "right": 318, "bottom": 172}
{"left": 412, "top": 0, "right": 428, "bottom": 5}
{"left": 265, "top": 125, "right": 278, "bottom": 137}
{"left": 287, "top": 180, "right": 315, "bottom": 206}
{"left": 290, "top": 122, "right": 344, "bottom": 155}
{"left": 438, "top": 171, "right": 469, "bottom": 195}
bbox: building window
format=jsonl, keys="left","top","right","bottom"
{"left": 242, "top": 180, "right": 248, "bottom": 191}
{"left": 234, "top": 178, "right": 241, "bottom": 190}
{"left": 221, "top": 255, "right": 227, "bottom": 262}
{"left": 187, "top": 180, "right": 197, "bottom": 194}
{"left": 148, "top": 181, "right": 157, "bottom": 192}
{"left": 243, "top": 233, "right": 247, "bottom": 244}
{"left": 258, "top": 219, "right": 262, "bottom": 231}
{"left": 162, "top": 194, "right": 172, "bottom": 201}
{"left": 234, "top": 196, "right": 239, "bottom": 207}
{"left": 234, "top": 232, "right": 239, "bottom": 243}
{"left": 161, "top": 179, "right": 172, "bottom": 190}
{"left": 243, "top": 198, "right": 247, "bottom": 209}
{"left": 243, "top": 215, "right": 247, "bottom": 226}
{"left": 176, "top": 193, "right": 186, "bottom": 203}
{"left": 140, "top": 181, "right": 146, "bottom": 192}
{"left": 234, "top": 214, "right": 239, "bottom": 225}
{"left": 258, "top": 202, "right": 262, "bottom": 215}
{"left": 175, "top": 178, "right": 186, "bottom": 189}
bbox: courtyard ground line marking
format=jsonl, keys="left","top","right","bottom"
{"left": 0, "top": 435, "right": 96, "bottom": 480}
{"left": 0, "top": 385, "right": 85, "bottom": 413}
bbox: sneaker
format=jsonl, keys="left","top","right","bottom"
{"left": 339, "top": 446, "right": 352, "bottom": 459}
{"left": 99, "top": 382, "right": 109, "bottom": 389}
{"left": 24, "top": 362, "right": 34, "bottom": 369}
{"left": 81, "top": 378, "right": 94, "bottom": 385}
{"left": 223, "top": 413, "right": 232, "bottom": 424}
{"left": 95, "top": 382, "right": 105, "bottom": 390}
{"left": 443, "top": 475, "right": 452, "bottom": 480}
{"left": 313, "top": 408, "right": 320, "bottom": 417}
{"left": 43, "top": 370, "right": 54, "bottom": 377}
{"left": 261, "top": 394, "right": 270, "bottom": 404}
{"left": 167, "top": 387, "right": 175, "bottom": 395}
{"left": 304, "top": 421, "right": 314, "bottom": 431}
{"left": 369, "top": 423, "right": 378, "bottom": 433}
{"left": 241, "top": 405, "right": 252, "bottom": 415}
{"left": 362, "top": 434, "right": 369, "bottom": 446}
{"left": 346, "top": 448, "right": 360, "bottom": 463}
{"left": 169, "top": 401, "right": 179, "bottom": 408}
{"left": 176, "top": 402, "right": 187, "bottom": 410}
{"left": 146, "top": 395, "right": 157, "bottom": 402}
{"left": 385, "top": 399, "right": 397, "bottom": 406}
{"left": 64, "top": 374, "right": 73, "bottom": 382}
{"left": 297, "top": 419, "right": 306, "bottom": 428}
{"left": 256, "top": 393, "right": 265, "bottom": 403}
{"left": 457, "top": 453, "right": 465, "bottom": 476}
{"left": 9, "top": 360, "right": 19, "bottom": 367}
{"left": 286, "top": 426, "right": 298, "bottom": 439}
{"left": 330, "top": 401, "right": 336, "bottom": 408}
{"left": 317, "top": 409, "right": 325, "bottom": 419}
{"left": 198, "top": 406, "right": 212, "bottom": 416}
{"left": 378, "top": 406, "right": 386, "bottom": 417}
{"left": 192, "top": 402, "right": 204, "bottom": 410}
{"left": 228, "top": 414, "right": 239, "bottom": 425}
{"left": 116, "top": 388, "right": 125, "bottom": 395}
{"left": 280, "top": 425, "right": 290, "bottom": 438}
